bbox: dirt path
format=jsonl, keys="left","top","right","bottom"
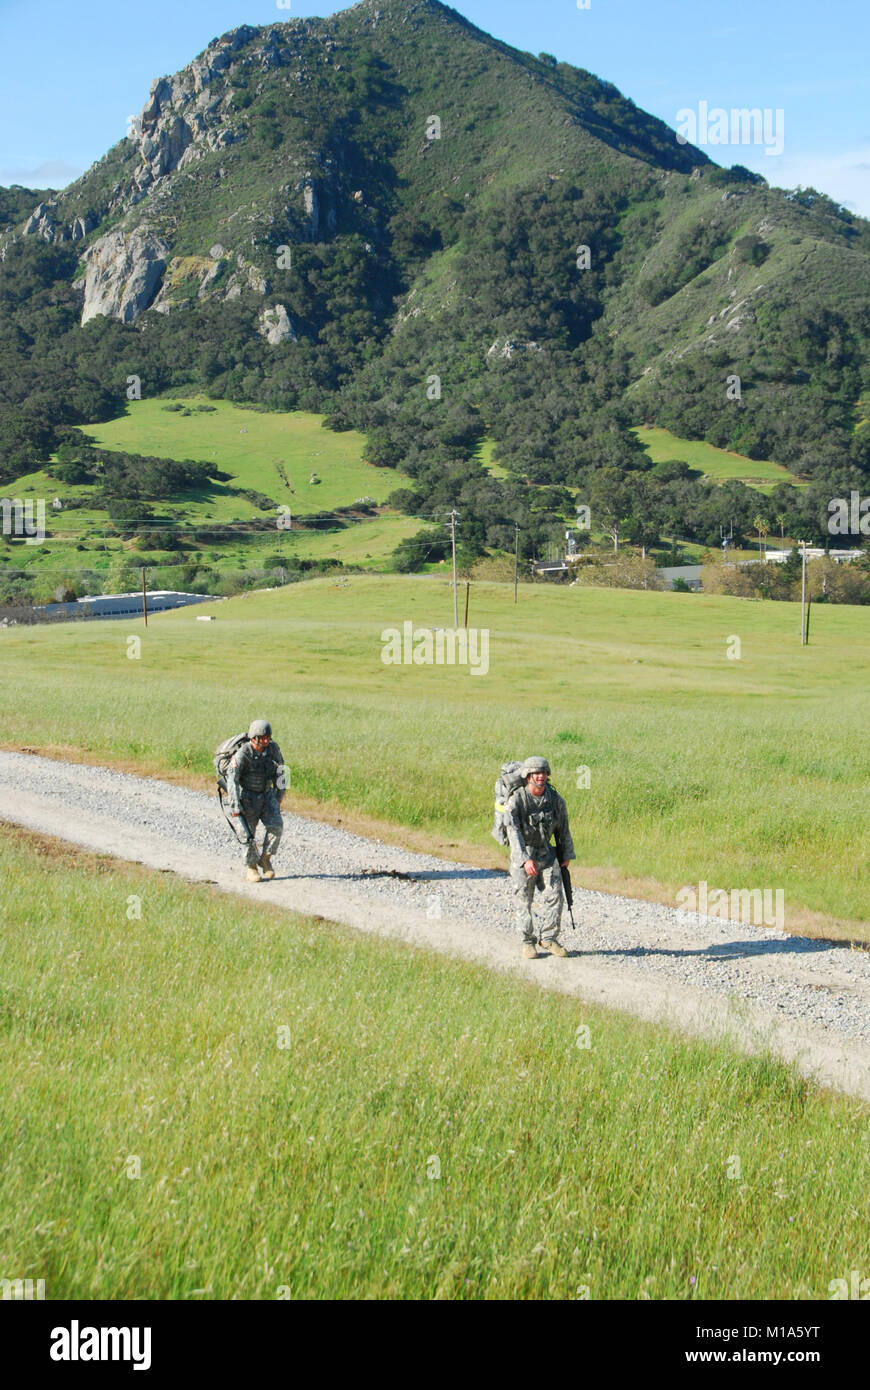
{"left": 1, "top": 750, "right": 869, "bottom": 1105}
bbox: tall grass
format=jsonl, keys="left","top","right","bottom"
{"left": 0, "top": 829, "right": 865, "bottom": 1300}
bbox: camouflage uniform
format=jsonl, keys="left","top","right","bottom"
{"left": 505, "top": 781, "right": 575, "bottom": 945}
{"left": 227, "top": 740, "right": 285, "bottom": 869}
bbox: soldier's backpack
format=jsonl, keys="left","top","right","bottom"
{"left": 214, "top": 732, "right": 248, "bottom": 792}
{"left": 214, "top": 732, "right": 251, "bottom": 842}
{"left": 491, "top": 760, "right": 525, "bottom": 846}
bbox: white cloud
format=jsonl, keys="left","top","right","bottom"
{"left": 0, "top": 159, "right": 84, "bottom": 190}
{"left": 763, "top": 148, "right": 870, "bottom": 218}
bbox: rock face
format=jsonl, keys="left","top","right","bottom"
{"left": 21, "top": 202, "right": 97, "bottom": 244}
{"left": 126, "top": 27, "right": 258, "bottom": 194}
{"left": 22, "top": 202, "right": 57, "bottom": 240}
{"left": 222, "top": 253, "right": 272, "bottom": 301}
{"left": 81, "top": 229, "right": 169, "bottom": 325}
{"left": 298, "top": 176, "right": 337, "bottom": 238}
{"left": 17, "top": 23, "right": 322, "bottom": 298}
{"left": 485, "top": 337, "right": 541, "bottom": 360}
{"left": 258, "top": 304, "right": 296, "bottom": 345}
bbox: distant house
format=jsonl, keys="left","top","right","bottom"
{"left": 658, "top": 565, "right": 703, "bottom": 590}
{"left": 761, "top": 548, "right": 863, "bottom": 564}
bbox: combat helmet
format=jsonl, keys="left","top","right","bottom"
{"left": 521, "top": 755, "right": 551, "bottom": 777}
{"left": 248, "top": 719, "right": 272, "bottom": 738}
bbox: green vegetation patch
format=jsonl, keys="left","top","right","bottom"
{"left": 0, "top": 829, "right": 864, "bottom": 1300}
{"left": 79, "top": 397, "right": 410, "bottom": 518}
{"left": 633, "top": 427, "right": 800, "bottom": 492}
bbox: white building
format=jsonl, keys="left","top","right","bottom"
{"left": 38, "top": 590, "right": 218, "bottom": 620}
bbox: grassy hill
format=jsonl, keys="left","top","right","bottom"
{"left": 1, "top": 0, "right": 867, "bottom": 577}
{"left": 1, "top": 399, "right": 419, "bottom": 592}
{"left": 81, "top": 397, "right": 408, "bottom": 518}
{"left": 1, "top": 574, "right": 867, "bottom": 936}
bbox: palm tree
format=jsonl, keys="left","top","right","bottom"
{"left": 753, "top": 514, "right": 769, "bottom": 562}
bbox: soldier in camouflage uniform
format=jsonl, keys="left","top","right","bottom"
{"left": 505, "top": 755, "right": 575, "bottom": 959}
{"left": 227, "top": 719, "right": 286, "bottom": 882}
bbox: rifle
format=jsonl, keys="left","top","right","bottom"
{"left": 218, "top": 782, "right": 254, "bottom": 847}
{"left": 553, "top": 826, "right": 575, "bottom": 931}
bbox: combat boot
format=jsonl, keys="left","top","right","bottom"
{"left": 259, "top": 854, "right": 275, "bottom": 880}
{"left": 522, "top": 942, "right": 538, "bottom": 959}
{"left": 541, "top": 939, "right": 567, "bottom": 957}
{"left": 246, "top": 865, "right": 261, "bottom": 883}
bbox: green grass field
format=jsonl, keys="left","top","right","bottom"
{"left": 633, "top": 427, "right": 801, "bottom": 493}
{"left": 1, "top": 576, "right": 867, "bottom": 935}
{"left": 266, "top": 515, "right": 423, "bottom": 568}
{"left": 81, "top": 396, "right": 410, "bottom": 518}
{"left": 2, "top": 400, "right": 419, "bottom": 584}
{"left": 0, "top": 827, "right": 864, "bottom": 1301}
{"left": 477, "top": 437, "right": 511, "bottom": 479}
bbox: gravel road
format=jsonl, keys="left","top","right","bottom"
{"left": 2, "top": 749, "right": 869, "bottom": 1103}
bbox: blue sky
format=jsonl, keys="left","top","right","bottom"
{"left": 1, "top": 0, "right": 868, "bottom": 214}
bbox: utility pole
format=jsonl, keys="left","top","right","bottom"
{"left": 141, "top": 567, "right": 148, "bottom": 628}
{"left": 800, "top": 540, "right": 808, "bottom": 644}
{"left": 448, "top": 509, "right": 459, "bottom": 627}
{"left": 514, "top": 522, "right": 519, "bottom": 605}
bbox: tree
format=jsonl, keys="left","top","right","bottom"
{"left": 389, "top": 528, "right": 447, "bottom": 573}
{"left": 752, "top": 513, "right": 769, "bottom": 561}
{"left": 104, "top": 553, "right": 139, "bottom": 595}
{"left": 589, "top": 469, "right": 632, "bottom": 552}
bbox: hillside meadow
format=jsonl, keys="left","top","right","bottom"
{"left": 0, "top": 576, "right": 867, "bottom": 936}
{"left": 631, "top": 427, "right": 801, "bottom": 493}
{"left": 1, "top": 399, "right": 418, "bottom": 587}
{"left": 0, "top": 826, "right": 866, "bottom": 1301}
{"left": 78, "top": 397, "right": 410, "bottom": 519}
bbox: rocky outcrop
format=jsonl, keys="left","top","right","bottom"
{"left": 118, "top": 28, "right": 255, "bottom": 208}
{"left": 23, "top": 202, "right": 98, "bottom": 244}
{"left": 149, "top": 249, "right": 229, "bottom": 314}
{"left": 140, "top": 111, "right": 194, "bottom": 179}
{"left": 20, "top": 25, "right": 305, "bottom": 256}
{"left": 80, "top": 228, "right": 169, "bottom": 324}
{"left": 258, "top": 304, "right": 296, "bottom": 345}
{"left": 22, "top": 202, "right": 57, "bottom": 240}
{"left": 224, "top": 255, "right": 271, "bottom": 300}
{"left": 302, "top": 181, "right": 319, "bottom": 238}
{"left": 71, "top": 214, "right": 97, "bottom": 241}
{"left": 485, "top": 337, "right": 541, "bottom": 360}
{"left": 297, "top": 176, "right": 337, "bottom": 239}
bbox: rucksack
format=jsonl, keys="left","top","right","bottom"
{"left": 491, "top": 760, "right": 525, "bottom": 846}
{"left": 214, "top": 732, "right": 248, "bottom": 792}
